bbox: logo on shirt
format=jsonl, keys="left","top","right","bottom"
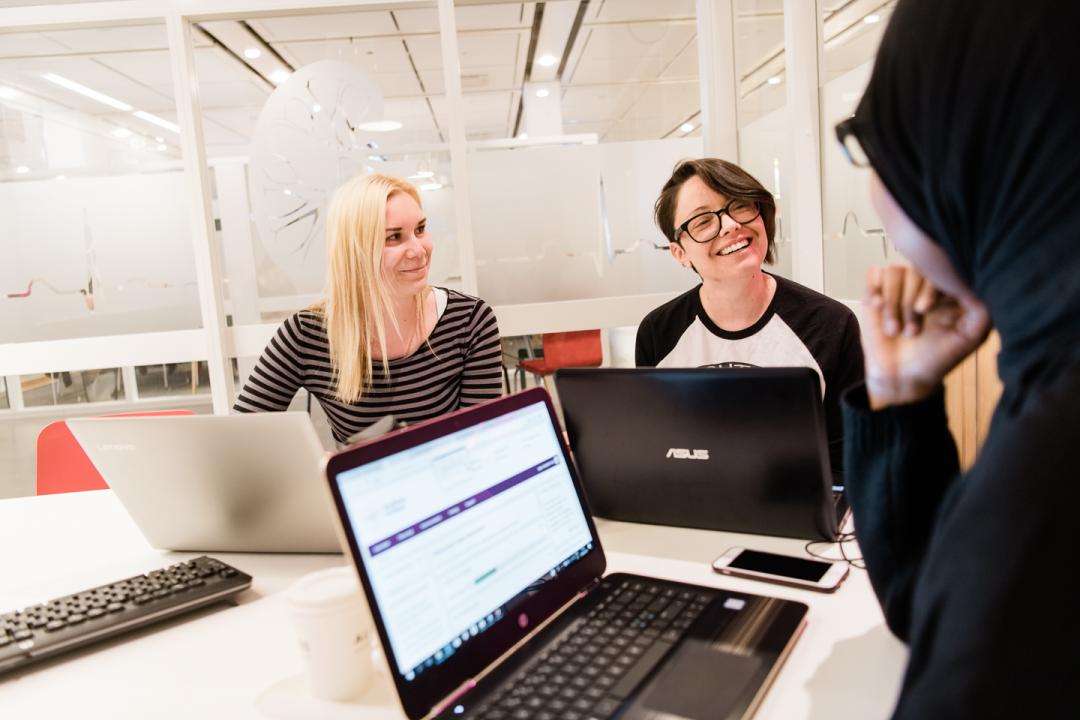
{"left": 700, "top": 362, "right": 758, "bottom": 369}
{"left": 665, "top": 448, "right": 710, "bottom": 460}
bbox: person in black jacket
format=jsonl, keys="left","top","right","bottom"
{"left": 836, "top": 0, "right": 1080, "bottom": 716}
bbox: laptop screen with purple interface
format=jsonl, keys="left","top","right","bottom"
{"left": 334, "top": 399, "right": 594, "bottom": 681}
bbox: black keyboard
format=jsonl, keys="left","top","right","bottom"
{"left": 465, "top": 577, "right": 717, "bottom": 720}
{"left": 0, "top": 556, "right": 251, "bottom": 676}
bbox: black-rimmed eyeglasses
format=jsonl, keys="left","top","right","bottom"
{"left": 835, "top": 116, "right": 870, "bottom": 167}
{"left": 675, "top": 200, "right": 761, "bottom": 244}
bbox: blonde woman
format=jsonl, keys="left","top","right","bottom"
{"left": 235, "top": 173, "right": 503, "bottom": 443}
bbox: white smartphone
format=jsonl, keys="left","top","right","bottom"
{"left": 712, "top": 547, "right": 849, "bottom": 593}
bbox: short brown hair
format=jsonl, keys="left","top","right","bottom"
{"left": 654, "top": 158, "right": 776, "bottom": 264}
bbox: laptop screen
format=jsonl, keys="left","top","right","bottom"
{"left": 332, "top": 397, "right": 595, "bottom": 683}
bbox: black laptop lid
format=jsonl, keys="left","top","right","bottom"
{"left": 554, "top": 367, "right": 836, "bottom": 540}
{"left": 324, "top": 388, "right": 605, "bottom": 720}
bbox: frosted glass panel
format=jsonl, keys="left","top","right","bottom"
{"left": 821, "top": 2, "right": 899, "bottom": 300}
{"left": 458, "top": 0, "right": 702, "bottom": 306}
{"left": 193, "top": 2, "right": 462, "bottom": 325}
{"left": 0, "top": 20, "right": 198, "bottom": 343}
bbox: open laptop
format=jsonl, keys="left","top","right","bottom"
{"left": 67, "top": 412, "right": 341, "bottom": 553}
{"left": 554, "top": 367, "right": 847, "bottom": 540}
{"left": 324, "top": 387, "right": 807, "bottom": 720}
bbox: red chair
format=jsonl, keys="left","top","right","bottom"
{"left": 36, "top": 410, "right": 193, "bottom": 495}
{"left": 517, "top": 330, "right": 604, "bottom": 392}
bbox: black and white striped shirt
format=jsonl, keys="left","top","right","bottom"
{"left": 234, "top": 288, "right": 503, "bottom": 443}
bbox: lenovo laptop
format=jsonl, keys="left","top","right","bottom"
{"left": 67, "top": 412, "right": 341, "bottom": 553}
{"left": 324, "top": 387, "right": 807, "bottom": 720}
{"left": 554, "top": 367, "right": 847, "bottom": 540}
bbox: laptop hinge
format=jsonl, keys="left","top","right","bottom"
{"left": 577, "top": 576, "right": 602, "bottom": 598}
{"left": 431, "top": 678, "right": 476, "bottom": 718}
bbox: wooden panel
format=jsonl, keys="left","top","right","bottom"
{"left": 975, "top": 331, "right": 1002, "bottom": 449}
{"left": 943, "top": 331, "right": 1001, "bottom": 470}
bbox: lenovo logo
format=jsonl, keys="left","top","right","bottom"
{"left": 665, "top": 448, "right": 710, "bottom": 460}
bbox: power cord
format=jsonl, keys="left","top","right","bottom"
{"left": 804, "top": 532, "right": 866, "bottom": 570}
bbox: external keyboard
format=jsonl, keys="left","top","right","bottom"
{"left": 466, "top": 577, "right": 716, "bottom": 720}
{"left": 0, "top": 556, "right": 252, "bottom": 676}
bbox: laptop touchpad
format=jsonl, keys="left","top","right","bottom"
{"left": 622, "top": 639, "right": 763, "bottom": 719}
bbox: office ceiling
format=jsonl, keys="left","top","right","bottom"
{"left": 0, "top": 0, "right": 894, "bottom": 177}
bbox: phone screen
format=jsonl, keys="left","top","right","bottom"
{"left": 728, "top": 550, "right": 831, "bottom": 582}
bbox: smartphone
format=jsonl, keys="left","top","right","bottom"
{"left": 712, "top": 547, "right": 849, "bottom": 592}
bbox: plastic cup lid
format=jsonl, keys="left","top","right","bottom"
{"left": 286, "top": 565, "right": 365, "bottom": 614}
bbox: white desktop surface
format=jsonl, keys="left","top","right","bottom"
{"left": 0, "top": 491, "right": 906, "bottom": 719}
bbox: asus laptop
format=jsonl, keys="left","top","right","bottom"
{"left": 68, "top": 412, "right": 341, "bottom": 553}
{"left": 554, "top": 367, "right": 847, "bottom": 540}
{"left": 324, "top": 387, "right": 807, "bottom": 720}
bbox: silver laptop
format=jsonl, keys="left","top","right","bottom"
{"left": 67, "top": 412, "right": 341, "bottom": 553}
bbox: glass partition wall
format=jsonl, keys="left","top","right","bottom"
{"left": 456, "top": 0, "right": 703, "bottom": 336}
{"left": 0, "top": 20, "right": 212, "bottom": 413}
{"left": 734, "top": 0, "right": 792, "bottom": 279}
{"left": 1, "top": 0, "right": 885, "bottom": 497}
{"left": 820, "top": 0, "right": 896, "bottom": 300}
{"left": 186, "top": 2, "right": 461, "bottom": 391}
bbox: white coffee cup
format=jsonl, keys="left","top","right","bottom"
{"left": 285, "top": 566, "right": 376, "bottom": 701}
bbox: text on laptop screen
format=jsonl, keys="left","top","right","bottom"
{"left": 334, "top": 400, "right": 593, "bottom": 680}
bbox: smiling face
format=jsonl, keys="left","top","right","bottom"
{"left": 381, "top": 190, "right": 432, "bottom": 299}
{"left": 669, "top": 175, "right": 769, "bottom": 283}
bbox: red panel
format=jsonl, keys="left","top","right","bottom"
{"left": 35, "top": 410, "right": 193, "bottom": 495}
{"left": 518, "top": 330, "right": 603, "bottom": 377}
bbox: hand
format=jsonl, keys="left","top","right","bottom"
{"left": 862, "top": 265, "right": 991, "bottom": 410}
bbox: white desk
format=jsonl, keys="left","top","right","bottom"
{"left": 0, "top": 491, "right": 906, "bottom": 719}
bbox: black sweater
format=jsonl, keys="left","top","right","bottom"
{"left": 842, "top": 361, "right": 1080, "bottom": 717}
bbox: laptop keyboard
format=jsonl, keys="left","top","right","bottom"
{"left": 468, "top": 577, "right": 716, "bottom": 720}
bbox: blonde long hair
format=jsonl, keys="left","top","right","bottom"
{"left": 317, "top": 173, "right": 427, "bottom": 404}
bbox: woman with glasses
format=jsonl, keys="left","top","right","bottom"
{"left": 637, "top": 158, "right": 864, "bottom": 482}
{"left": 837, "top": 0, "right": 1079, "bottom": 715}
{"left": 234, "top": 173, "right": 503, "bottom": 444}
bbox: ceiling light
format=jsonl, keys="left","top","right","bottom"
{"left": 518, "top": 132, "right": 528, "bottom": 140}
{"left": 56, "top": 175, "right": 66, "bottom": 180}
{"left": 367, "top": 154, "right": 388, "bottom": 162}
{"left": 283, "top": 188, "right": 292, "bottom": 195}
{"left": 537, "top": 53, "right": 557, "bottom": 67}
{"left": 767, "top": 76, "right": 782, "bottom": 85}
{"left": 419, "top": 182, "right": 444, "bottom": 191}
{"left": 535, "top": 88, "right": 550, "bottom": 98}
{"left": 270, "top": 69, "right": 290, "bottom": 85}
{"left": 15, "top": 165, "right": 30, "bottom": 174}
{"left": 366, "top": 140, "right": 380, "bottom": 150}
{"left": 679, "top": 122, "right": 695, "bottom": 133}
{"left": 133, "top": 110, "right": 180, "bottom": 134}
{"left": 42, "top": 73, "right": 133, "bottom": 111}
{"left": 409, "top": 170, "right": 435, "bottom": 179}
{"left": 156, "top": 143, "right": 168, "bottom": 152}
{"left": 243, "top": 47, "right": 262, "bottom": 59}
{"left": 155, "top": 136, "right": 165, "bottom": 143}
{"left": 111, "top": 127, "right": 132, "bottom": 139}
{"left": 357, "top": 120, "right": 403, "bottom": 132}
{"left": 863, "top": 14, "right": 880, "bottom": 24}
{"left": 312, "top": 104, "right": 321, "bottom": 113}
{"left": 0, "top": 86, "right": 18, "bottom": 99}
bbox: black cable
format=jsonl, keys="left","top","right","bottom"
{"left": 804, "top": 531, "right": 866, "bottom": 570}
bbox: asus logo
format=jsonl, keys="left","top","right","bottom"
{"left": 665, "top": 448, "right": 710, "bottom": 460}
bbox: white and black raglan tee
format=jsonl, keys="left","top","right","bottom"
{"left": 234, "top": 288, "right": 503, "bottom": 444}
{"left": 635, "top": 272, "right": 864, "bottom": 481}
